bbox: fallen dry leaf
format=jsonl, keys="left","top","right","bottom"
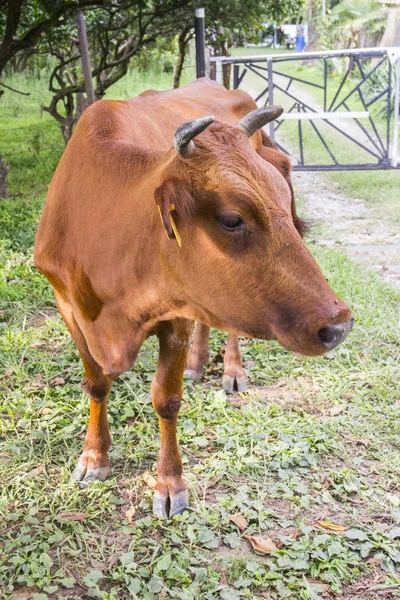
{"left": 7, "top": 499, "right": 21, "bottom": 510}
{"left": 329, "top": 405, "right": 346, "bottom": 416}
{"left": 38, "top": 406, "right": 52, "bottom": 416}
{"left": 347, "top": 497, "right": 364, "bottom": 505}
{"left": 125, "top": 506, "right": 136, "bottom": 524}
{"left": 91, "top": 559, "right": 106, "bottom": 569}
{"left": 29, "top": 341, "right": 47, "bottom": 348}
{"left": 58, "top": 511, "right": 90, "bottom": 521}
{"left": 29, "top": 375, "right": 45, "bottom": 389}
{"left": 244, "top": 535, "right": 279, "bottom": 554}
{"left": 30, "top": 464, "right": 46, "bottom": 477}
{"left": 317, "top": 521, "right": 348, "bottom": 532}
{"left": 49, "top": 376, "right": 65, "bottom": 387}
{"left": 143, "top": 472, "right": 157, "bottom": 489}
{"left": 228, "top": 513, "right": 248, "bottom": 531}
{"left": 342, "top": 434, "right": 370, "bottom": 446}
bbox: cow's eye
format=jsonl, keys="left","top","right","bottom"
{"left": 219, "top": 214, "right": 244, "bottom": 231}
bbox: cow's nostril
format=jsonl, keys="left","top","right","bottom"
{"left": 318, "top": 324, "right": 344, "bottom": 348}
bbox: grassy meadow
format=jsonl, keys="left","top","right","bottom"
{"left": 1, "top": 56, "right": 400, "bottom": 600}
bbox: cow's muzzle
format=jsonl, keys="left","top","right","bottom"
{"left": 317, "top": 317, "right": 354, "bottom": 351}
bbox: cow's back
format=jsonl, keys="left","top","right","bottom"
{"left": 35, "top": 79, "right": 260, "bottom": 289}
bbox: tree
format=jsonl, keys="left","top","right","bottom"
{"left": 18, "top": 1, "right": 190, "bottom": 141}
{"left": 0, "top": 0, "right": 107, "bottom": 80}
{"left": 316, "top": 0, "right": 387, "bottom": 50}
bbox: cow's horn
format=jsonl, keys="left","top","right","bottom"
{"left": 236, "top": 106, "right": 283, "bottom": 138}
{"left": 174, "top": 116, "right": 215, "bottom": 158}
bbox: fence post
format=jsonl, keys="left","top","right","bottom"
{"left": 233, "top": 65, "right": 239, "bottom": 89}
{"left": 195, "top": 7, "right": 206, "bottom": 78}
{"left": 76, "top": 11, "right": 96, "bottom": 105}
{"left": 215, "top": 59, "right": 223, "bottom": 84}
{"left": 267, "top": 57, "right": 275, "bottom": 142}
{"left": 392, "top": 56, "right": 400, "bottom": 167}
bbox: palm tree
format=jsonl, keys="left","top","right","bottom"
{"left": 329, "top": 0, "right": 386, "bottom": 48}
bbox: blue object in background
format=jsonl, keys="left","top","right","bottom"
{"left": 296, "top": 36, "right": 305, "bottom": 52}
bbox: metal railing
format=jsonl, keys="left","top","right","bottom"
{"left": 210, "top": 47, "right": 400, "bottom": 171}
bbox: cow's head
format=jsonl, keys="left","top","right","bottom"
{"left": 155, "top": 109, "right": 353, "bottom": 357}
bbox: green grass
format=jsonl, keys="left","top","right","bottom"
{"left": 1, "top": 63, "right": 400, "bottom": 600}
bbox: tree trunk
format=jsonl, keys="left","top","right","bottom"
{"left": 222, "top": 63, "right": 231, "bottom": 90}
{"left": 174, "top": 26, "right": 191, "bottom": 89}
{"left": 380, "top": 7, "right": 400, "bottom": 48}
{"left": 0, "top": 154, "right": 11, "bottom": 198}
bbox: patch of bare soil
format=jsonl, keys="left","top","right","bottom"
{"left": 293, "top": 171, "right": 400, "bottom": 289}
{"left": 26, "top": 306, "right": 59, "bottom": 328}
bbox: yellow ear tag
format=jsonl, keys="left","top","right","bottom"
{"left": 157, "top": 203, "right": 182, "bottom": 247}
{"left": 168, "top": 204, "right": 182, "bottom": 248}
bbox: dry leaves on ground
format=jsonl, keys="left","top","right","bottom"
{"left": 143, "top": 472, "right": 157, "bottom": 489}
{"left": 244, "top": 535, "right": 280, "bottom": 554}
{"left": 342, "top": 434, "right": 370, "bottom": 446}
{"left": 57, "top": 511, "right": 90, "bottom": 521}
{"left": 228, "top": 513, "right": 248, "bottom": 531}
{"left": 125, "top": 506, "right": 136, "bottom": 524}
{"left": 317, "top": 521, "right": 348, "bottom": 532}
{"left": 329, "top": 405, "right": 346, "bottom": 416}
{"left": 49, "top": 376, "right": 65, "bottom": 387}
{"left": 30, "top": 464, "right": 46, "bottom": 477}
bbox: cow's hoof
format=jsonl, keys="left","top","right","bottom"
{"left": 71, "top": 455, "right": 111, "bottom": 488}
{"left": 153, "top": 489, "right": 189, "bottom": 518}
{"left": 184, "top": 368, "right": 204, "bottom": 382}
{"left": 222, "top": 373, "right": 248, "bottom": 394}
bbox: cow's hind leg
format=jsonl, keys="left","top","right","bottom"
{"left": 55, "top": 293, "right": 112, "bottom": 487}
{"left": 185, "top": 322, "right": 210, "bottom": 381}
{"left": 222, "top": 334, "right": 248, "bottom": 393}
{"left": 152, "top": 318, "right": 193, "bottom": 518}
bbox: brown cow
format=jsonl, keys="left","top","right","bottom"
{"left": 34, "top": 78, "right": 353, "bottom": 517}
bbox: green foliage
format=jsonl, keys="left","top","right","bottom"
{"left": 317, "top": 0, "right": 387, "bottom": 49}
{"left": 363, "top": 68, "right": 395, "bottom": 119}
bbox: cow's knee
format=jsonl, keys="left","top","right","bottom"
{"left": 152, "top": 393, "right": 182, "bottom": 422}
{"left": 81, "top": 374, "right": 111, "bottom": 403}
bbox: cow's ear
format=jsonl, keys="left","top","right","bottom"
{"left": 154, "top": 179, "right": 194, "bottom": 242}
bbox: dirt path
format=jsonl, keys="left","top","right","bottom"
{"left": 293, "top": 170, "right": 400, "bottom": 289}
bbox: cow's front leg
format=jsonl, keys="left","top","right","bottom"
{"left": 55, "top": 293, "right": 113, "bottom": 487}
{"left": 185, "top": 322, "right": 210, "bottom": 381}
{"left": 222, "top": 334, "right": 248, "bottom": 393}
{"left": 151, "top": 318, "right": 193, "bottom": 518}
